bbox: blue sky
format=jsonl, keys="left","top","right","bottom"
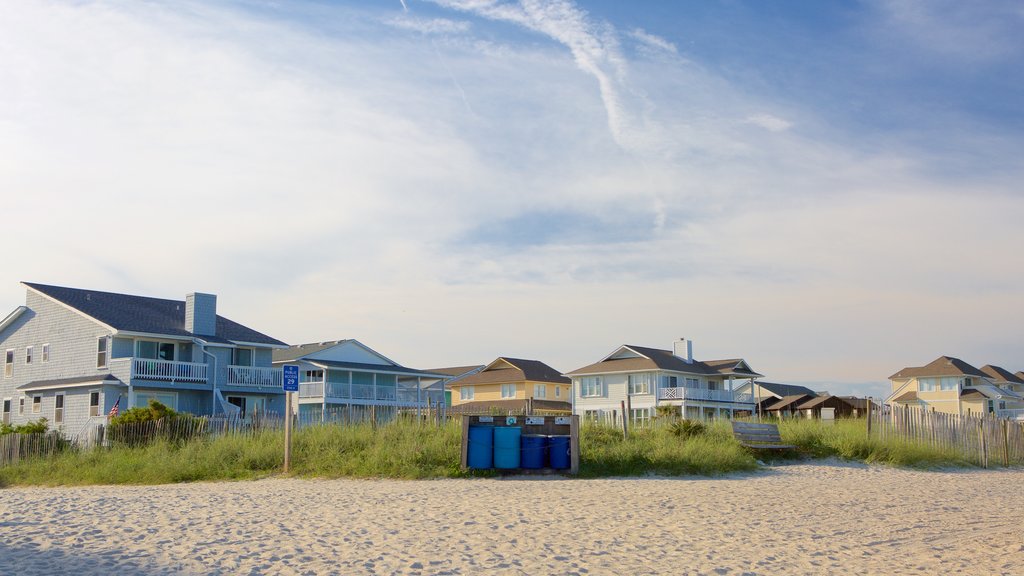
{"left": 2, "top": 0, "right": 1023, "bottom": 398}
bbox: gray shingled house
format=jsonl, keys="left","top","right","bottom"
{"left": 0, "top": 282, "right": 287, "bottom": 440}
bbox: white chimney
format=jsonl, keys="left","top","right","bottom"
{"left": 185, "top": 292, "right": 217, "bottom": 336}
{"left": 673, "top": 338, "right": 693, "bottom": 364}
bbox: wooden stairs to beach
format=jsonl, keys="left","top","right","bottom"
{"left": 731, "top": 421, "right": 795, "bottom": 450}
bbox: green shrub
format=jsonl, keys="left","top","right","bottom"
{"left": 0, "top": 418, "right": 50, "bottom": 435}
{"left": 668, "top": 419, "right": 706, "bottom": 439}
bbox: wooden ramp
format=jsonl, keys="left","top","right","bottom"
{"left": 731, "top": 421, "right": 795, "bottom": 450}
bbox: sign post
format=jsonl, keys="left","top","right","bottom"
{"left": 282, "top": 364, "right": 299, "bottom": 473}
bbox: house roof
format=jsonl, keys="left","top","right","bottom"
{"left": 565, "top": 345, "right": 762, "bottom": 378}
{"left": 797, "top": 395, "right": 858, "bottom": 411}
{"left": 272, "top": 340, "right": 352, "bottom": 363}
{"left": 753, "top": 381, "right": 818, "bottom": 399}
{"left": 451, "top": 358, "right": 570, "bottom": 387}
{"left": 765, "top": 394, "right": 814, "bottom": 411}
{"left": 425, "top": 365, "right": 486, "bottom": 378}
{"left": 980, "top": 365, "right": 1024, "bottom": 385}
{"left": 18, "top": 374, "right": 125, "bottom": 392}
{"left": 892, "top": 390, "right": 919, "bottom": 403}
{"left": 302, "top": 359, "right": 445, "bottom": 378}
{"left": 889, "top": 356, "right": 988, "bottom": 380}
{"left": 964, "top": 385, "right": 1018, "bottom": 400}
{"left": 24, "top": 282, "right": 285, "bottom": 347}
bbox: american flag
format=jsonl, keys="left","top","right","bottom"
{"left": 108, "top": 397, "right": 120, "bottom": 419}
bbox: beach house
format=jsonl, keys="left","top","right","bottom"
{"left": 445, "top": 357, "right": 572, "bottom": 413}
{"left": 566, "top": 339, "right": 761, "bottom": 423}
{"left": 733, "top": 381, "right": 818, "bottom": 416}
{"left": 271, "top": 340, "right": 448, "bottom": 422}
{"left": 887, "top": 356, "right": 1024, "bottom": 417}
{"left": 0, "top": 282, "right": 287, "bottom": 437}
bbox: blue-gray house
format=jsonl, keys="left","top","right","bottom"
{"left": 0, "top": 282, "right": 287, "bottom": 440}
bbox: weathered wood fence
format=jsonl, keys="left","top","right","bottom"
{"left": 0, "top": 432, "right": 68, "bottom": 467}
{"left": 869, "top": 405, "right": 1024, "bottom": 467}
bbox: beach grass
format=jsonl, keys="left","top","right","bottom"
{"left": 0, "top": 417, "right": 979, "bottom": 487}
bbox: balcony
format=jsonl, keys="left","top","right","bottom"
{"left": 224, "top": 366, "right": 282, "bottom": 390}
{"left": 299, "top": 380, "right": 325, "bottom": 399}
{"left": 997, "top": 409, "right": 1024, "bottom": 421}
{"left": 114, "top": 358, "right": 209, "bottom": 385}
{"left": 658, "top": 387, "right": 753, "bottom": 404}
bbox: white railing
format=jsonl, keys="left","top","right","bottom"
{"left": 997, "top": 409, "right": 1024, "bottom": 421}
{"left": 299, "top": 381, "right": 325, "bottom": 398}
{"left": 131, "top": 358, "right": 209, "bottom": 384}
{"left": 325, "top": 382, "right": 351, "bottom": 399}
{"left": 224, "top": 366, "right": 282, "bottom": 389}
{"left": 658, "top": 387, "right": 753, "bottom": 403}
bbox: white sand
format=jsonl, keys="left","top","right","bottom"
{"left": 1, "top": 462, "right": 1022, "bottom": 575}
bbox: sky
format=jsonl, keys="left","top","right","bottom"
{"left": 2, "top": 0, "right": 1023, "bottom": 399}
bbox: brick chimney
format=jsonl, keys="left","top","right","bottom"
{"left": 185, "top": 292, "right": 217, "bottom": 336}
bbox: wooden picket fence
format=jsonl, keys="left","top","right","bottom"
{"left": 869, "top": 405, "right": 1024, "bottom": 467}
{"left": 0, "top": 432, "right": 69, "bottom": 467}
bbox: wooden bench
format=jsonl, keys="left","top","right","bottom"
{"left": 731, "top": 421, "right": 795, "bottom": 450}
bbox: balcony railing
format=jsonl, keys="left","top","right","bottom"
{"left": 299, "top": 381, "right": 325, "bottom": 398}
{"left": 658, "top": 387, "right": 753, "bottom": 404}
{"left": 225, "top": 366, "right": 282, "bottom": 389}
{"left": 997, "top": 409, "right": 1024, "bottom": 421}
{"left": 130, "top": 358, "right": 209, "bottom": 384}
{"left": 352, "top": 383, "right": 375, "bottom": 400}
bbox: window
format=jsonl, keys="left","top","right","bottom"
{"left": 533, "top": 384, "right": 547, "bottom": 398}
{"left": 136, "top": 340, "right": 175, "bottom": 361}
{"left": 555, "top": 385, "right": 561, "bottom": 398}
{"left": 304, "top": 370, "right": 324, "bottom": 382}
{"left": 4, "top": 349, "right": 12, "bottom": 378}
{"left": 939, "top": 377, "right": 957, "bottom": 391}
{"left": 919, "top": 378, "right": 936, "bottom": 392}
{"left": 460, "top": 386, "right": 474, "bottom": 401}
{"left": 962, "top": 377, "right": 973, "bottom": 387}
{"left": 54, "top": 393, "right": 64, "bottom": 424}
{"left": 628, "top": 373, "right": 652, "bottom": 395}
{"left": 685, "top": 377, "right": 700, "bottom": 388}
{"left": 708, "top": 380, "right": 720, "bottom": 391}
{"left": 662, "top": 375, "right": 678, "bottom": 388}
{"left": 26, "top": 346, "right": 33, "bottom": 364}
{"left": 19, "top": 397, "right": 25, "bottom": 415}
{"left": 2, "top": 399, "right": 10, "bottom": 425}
{"left": 232, "top": 348, "right": 254, "bottom": 367}
{"left": 89, "top": 392, "right": 101, "bottom": 417}
{"left": 32, "top": 395, "right": 41, "bottom": 414}
{"left": 630, "top": 408, "right": 650, "bottom": 425}
{"left": 97, "top": 338, "right": 108, "bottom": 369}
{"left": 580, "top": 376, "right": 603, "bottom": 397}
{"left": 134, "top": 391, "right": 176, "bottom": 410}
{"left": 42, "top": 344, "right": 49, "bottom": 363}
{"left": 501, "top": 383, "right": 517, "bottom": 399}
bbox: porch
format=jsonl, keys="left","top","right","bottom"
{"left": 297, "top": 375, "right": 438, "bottom": 406}
{"left": 658, "top": 386, "right": 753, "bottom": 404}
{"left": 223, "top": 365, "right": 282, "bottom": 390}
{"left": 111, "top": 358, "right": 210, "bottom": 387}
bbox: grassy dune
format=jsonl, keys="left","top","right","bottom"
{"left": 0, "top": 417, "right": 978, "bottom": 487}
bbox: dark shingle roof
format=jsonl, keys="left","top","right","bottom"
{"left": 754, "top": 381, "right": 818, "bottom": 399}
{"left": 425, "top": 365, "right": 486, "bottom": 378}
{"left": 979, "top": 365, "right": 1024, "bottom": 385}
{"left": 18, "top": 374, "right": 123, "bottom": 391}
{"left": 889, "top": 356, "right": 988, "bottom": 380}
{"left": 797, "top": 395, "right": 858, "bottom": 411}
{"left": 453, "top": 358, "right": 570, "bottom": 386}
{"left": 766, "top": 394, "right": 814, "bottom": 411}
{"left": 892, "top": 390, "right": 919, "bottom": 403}
{"left": 566, "top": 345, "right": 761, "bottom": 378}
{"left": 297, "top": 359, "right": 445, "bottom": 377}
{"left": 24, "top": 282, "right": 285, "bottom": 346}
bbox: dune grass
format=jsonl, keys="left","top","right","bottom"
{"left": 777, "top": 418, "right": 971, "bottom": 468}
{"left": 0, "top": 417, "right": 980, "bottom": 487}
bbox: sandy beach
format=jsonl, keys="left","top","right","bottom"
{"left": 1, "top": 462, "right": 1021, "bottom": 575}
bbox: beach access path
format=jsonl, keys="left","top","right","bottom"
{"left": 1, "top": 462, "right": 1021, "bottom": 575}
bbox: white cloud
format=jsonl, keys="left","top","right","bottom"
{"left": 744, "top": 114, "right": 793, "bottom": 132}
{"left": 387, "top": 15, "right": 471, "bottom": 35}
{"left": 629, "top": 28, "right": 678, "bottom": 55}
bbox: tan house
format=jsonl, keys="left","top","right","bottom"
{"left": 446, "top": 357, "right": 571, "bottom": 412}
{"left": 888, "top": 356, "right": 1024, "bottom": 418}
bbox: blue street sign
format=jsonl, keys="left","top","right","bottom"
{"left": 283, "top": 364, "right": 299, "bottom": 392}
